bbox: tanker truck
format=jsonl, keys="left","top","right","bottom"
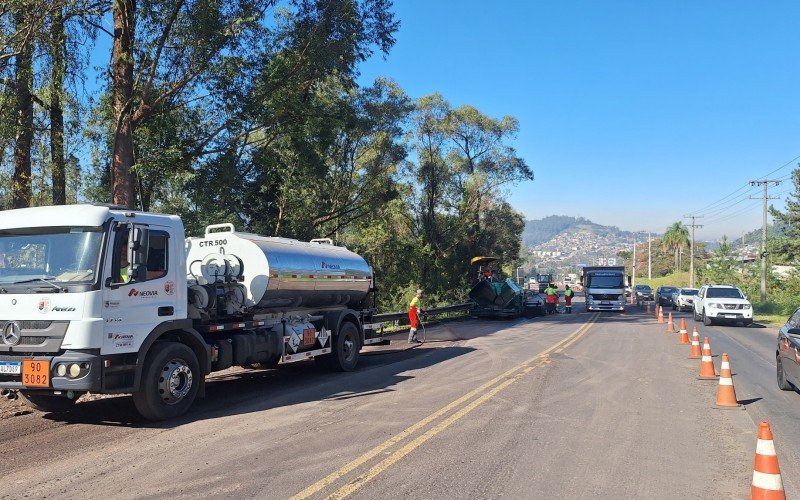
{"left": 0, "top": 204, "right": 384, "bottom": 420}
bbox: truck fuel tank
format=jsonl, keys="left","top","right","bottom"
{"left": 186, "top": 224, "right": 373, "bottom": 312}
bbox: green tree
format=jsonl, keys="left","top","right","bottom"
{"left": 770, "top": 168, "right": 800, "bottom": 263}
{"left": 662, "top": 221, "right": 689, "bottom": 272}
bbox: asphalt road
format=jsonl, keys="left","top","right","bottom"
{"left": 0, "top": 301, "right": 790, "bottom": 499}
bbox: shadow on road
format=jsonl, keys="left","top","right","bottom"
{"left": 42, "top": 344, "right": 475, "bottom": 429}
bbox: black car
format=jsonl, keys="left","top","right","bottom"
{"left": 655, "top": 286, "right": 678, "bottom": 306}
{"left": 633, "top": 284, "right": 653, "bottom": 302}
{"left": 777, "top": 307, "right": 800, "bottom": 391}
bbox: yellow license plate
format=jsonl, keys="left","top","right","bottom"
{"left": 22, "top": 360, "right": 50, "bottom": 388}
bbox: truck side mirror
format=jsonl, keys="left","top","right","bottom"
{"left": 128, "top": 227, "right": 149, "bottom": 266}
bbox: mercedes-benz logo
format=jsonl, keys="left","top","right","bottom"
{"left": 2, "top": 322, "right": 21, "bottom": 346}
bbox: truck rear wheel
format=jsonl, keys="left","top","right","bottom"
{"left": 328, "top": 322, "right": 360, "bottom": 372}
{"left": 133, "top": 342, "right": 200, "bottom": 421}
{"left": 19, "top": 391, "right": 77, "bottom": 413}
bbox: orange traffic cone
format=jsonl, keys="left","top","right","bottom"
{"left": 665, "top": 312, "right": 675, "bottom": 333}
{"left": 698, "top": 336, "right": 717, "bottom": 379}
{"left": 645, "top": 302, "right": 651, "bottom": 314}
{"left": 688, "top": 329, "right": 702, "bottom": 359}
{"left": 751, "top": 421, "right": 785, "bottom": 499}
{"left": 653, "top": 303, "right": 658, "bottom": 318}
{"left": 678, "top": 318, "right": 690, "bottom": 344}
{"left": 657, "top": 306, "right": 664, "bottom": 324}
{"left": 714, "top": 354, "right": 742, "bottom": 409}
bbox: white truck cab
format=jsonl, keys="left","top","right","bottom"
{"left": 0, "top": 205, "right": 192, "bottom": 410}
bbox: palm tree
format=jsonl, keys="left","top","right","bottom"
{"left": 662, "top": 222, "right": 690, "bottom": 272}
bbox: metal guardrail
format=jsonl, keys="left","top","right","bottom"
{"left": 372, "top": 302, "right": 472, "bottom": 323}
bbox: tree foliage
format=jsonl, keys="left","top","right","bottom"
{"left": 0, "top": 0, "right": 533, "bottom": 310}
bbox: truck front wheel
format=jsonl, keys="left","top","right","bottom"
{"left": 133, "top": 342, "right": 200, "bottom": 421}
{"left": 328, "top": 322, "right": 360, "bottom": 372}
{"left": 19, "top": 391, "right": 77, "bottom": 413}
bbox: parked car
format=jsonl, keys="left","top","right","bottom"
{"left": 672, "top": 288, "right": 699, "bottom": 312}
{"left": 777, "top": 307, "right": 800, "bottom": 391}
{"left": 633, "top": 284, "right": 653, "bottom": 303}
{"left": 693, "top": 284, "right": 753, "bottom": 326}
{"left": 655, "top": 286, "right": 678, "bottom": 306}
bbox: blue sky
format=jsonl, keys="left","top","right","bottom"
{"left": 358, "top": 0, "right": 800, "bottom": 240}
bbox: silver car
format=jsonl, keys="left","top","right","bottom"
{"left": 672, "top": 288, "right": 699, "bottom": 312}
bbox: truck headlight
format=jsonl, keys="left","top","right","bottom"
{"left": 56, "top": 364, "right": 67, "bottom": 377}
{"left": 708, "top": 303, "right": 722, "bottom": 309}
{"left": 69, "top": 363, "right": 81, "bottom": 378}
{"left": 742, "top": 304, "right": 752, "bottom": 310}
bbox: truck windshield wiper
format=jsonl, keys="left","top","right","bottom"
{"left": 11, "top": 277, "right": 66, "bottom": 292}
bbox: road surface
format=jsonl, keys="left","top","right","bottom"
{"left": 0, "top": 300, "right": 791, "bottom": 498}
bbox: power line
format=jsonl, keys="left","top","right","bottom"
{"left": 687, "top": 155, "right": 800, "bottom": 217}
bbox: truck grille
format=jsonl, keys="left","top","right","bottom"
{"left": 723, "top": 304, "right": 745, "bottom": 310}
{"left": 0, "top": 320, "right": 68, "bottom": 353}
{"left": 591, "top": 294, "right": 618, "bottom": 301}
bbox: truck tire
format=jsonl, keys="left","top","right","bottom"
{"left": 694, "top": 308, "right": 701, "bottom": 322}
{"left": 133, "top": 342, "right": 200, "bottom": 421}
{"left": 777, "top": 356, "right": 794, "bottom": 391}
{"left": 703, "top": 309, "right": 713, "bottom": 326}
{"left": 19, "top": 391, "right": 77, "bottom": 413}
{"left": 328, "top": 322, "right": 360, "bottom": 372}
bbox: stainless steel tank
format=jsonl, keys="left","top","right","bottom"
{"left": 185, "top": 224, "right": 373, "bottom": 312}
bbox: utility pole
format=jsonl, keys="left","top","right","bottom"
{"left": 683, "top": 215, "right": 704, "bottom": 288}
{"left": 749, "top": 179, "right": 781, "bottom": 302}
{"left": 648, "top": 231, "right": 652, "bottom": 280}
{"left": 632, "top": 235, "right": 637, "bottom": 289}
{"left": 741, "top": 231, "right": 746, "bottom": 276}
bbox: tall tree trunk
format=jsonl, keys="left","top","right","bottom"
{"left": 111, "top": 0, "right": 136, "bottom": 208}
{"left": 674, "top": 248, "right": 679, "bottom": 272}
{"left": 50, "top": 5, "right": 66, "bottom": 205}
{"left": 12, "top": 5, "right": 33, "bottom": 209}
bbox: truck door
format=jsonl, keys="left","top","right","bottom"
{"left": 102, "top": 223, "right": 179, "bottom": 354}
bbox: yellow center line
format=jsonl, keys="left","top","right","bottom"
{"left": 291, "top": 313, "right": 598, "bottom": 500}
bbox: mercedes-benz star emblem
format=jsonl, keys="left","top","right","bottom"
{"left": 2, "top": 322, "right": 21, "bottom": 346}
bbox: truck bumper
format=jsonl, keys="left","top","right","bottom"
{"left": 586, "top": 302, "right": 625, "bottom": 312}
{"left": 0, "top": 350, "right": 102, "bottom": 392}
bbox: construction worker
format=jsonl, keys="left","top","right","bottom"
{"left": 408, "top": 289, "right": 423, "bottom": 343}
{"left": 544, "top": 283, "right": 558, "bottom": 314}
{"left": 564, "top": 284, "right": 574, "bottom": 314}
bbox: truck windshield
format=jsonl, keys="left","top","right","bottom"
{"left": 588, "top": 274, "right": 624, "bottom": 288}
{"left": 0, "top": 227, "right": 103, "bottom": 285}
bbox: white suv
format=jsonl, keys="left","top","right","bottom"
{"left": 693, "top": 284, "right": 753, "bottom": 327}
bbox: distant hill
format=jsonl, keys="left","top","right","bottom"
{"left": 731, "top": 223, "right": 784, "bottom": 248}
{"left": 522, "top": 215, "right": 631, "bottom": 247}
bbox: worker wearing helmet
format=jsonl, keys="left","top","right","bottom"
{"left": 408, "top": 289, "right": 424, "bottom": 343}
